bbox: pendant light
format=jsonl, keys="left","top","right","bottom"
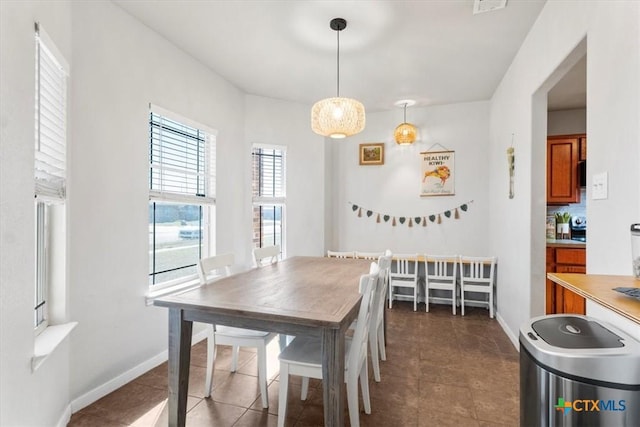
{"left": 311, "top": 18, "right": 366, "bottom": 139}
{"left": 394, "top": 101, "right": 417, "bottom": 145}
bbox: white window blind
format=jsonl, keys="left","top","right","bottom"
{"left": 149, "top": 111, "right": 216, "bottom": 204}
{"left": 252, "top": 146, "right": 285, "bottom": 204}
{"left": 35, "top": 23, "right": 68, "bottom": 201}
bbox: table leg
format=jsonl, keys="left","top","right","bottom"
{"left": 321, "top": 328, "right": 345, "bottom": 427}
{"left": 168, "top": 308, "right": 192, "bottom": 427}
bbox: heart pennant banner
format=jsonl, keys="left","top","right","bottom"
{"left": 348, "top": 200, "right": 473, "bottom": 228}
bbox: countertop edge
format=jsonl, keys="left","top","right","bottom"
{"left": 547, "top": 273, "right": 640, "bottom": 325}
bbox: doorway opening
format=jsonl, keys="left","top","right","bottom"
{"left": 530, "top": 38, "right": 587, "bottom": 317}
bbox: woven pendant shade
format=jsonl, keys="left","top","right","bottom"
{"left": 312, "top": 97, "right": 366, "bottom": 139}
{"left": 394, "top": 122, "right": 417, "bottom": 145}
{"left": 394, "top": 101, "right": 417, "bottom": 144}
{"left": 311, "top": 18, "right": 365, "bottom": 139}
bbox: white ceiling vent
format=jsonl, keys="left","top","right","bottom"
{"left": 473, "top": 0, "right": 508, "bottom": 15}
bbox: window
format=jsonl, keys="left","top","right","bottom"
{"left": 148, "top": 107, "right": 216, "bottom": 287}
{"left": 34, "top": 23, "right": 68, "bottom": 334}
{"left": 252, "top": 145, "right": 285, "bottom": 252}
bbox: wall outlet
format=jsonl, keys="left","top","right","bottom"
{"left": 592, "top": 172, "right": 608, "bottom": 200}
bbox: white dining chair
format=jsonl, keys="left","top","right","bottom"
{"left": 459, "top": 256, "right": 497, "bottom": 318}
{"left": 370, "top": 253, "right": 392, "bottom": 381}
{"left": 327, "top": 250, "right": 355, "bottom": 258}
{"left": 388, "top": 253, "right": 419, "bottom": 311}
{"left": 277, "top": 264, "right": 379, "bottom": 427}
{"left": 348, "top": 252, "right": 391, "bottom": 382}
{"left": 355, "top": 250, "right": 384, "bottom": 260}
{"left": 197, "top": 253, "right": 277, "bottom": 408}
{"left": 424, "top": 255, "right": 459, "bottom": 315}
{"left": 253, "top": 244, "right": 280, "bottom": 267}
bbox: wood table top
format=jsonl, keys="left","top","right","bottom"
{"left": 547, "top": 273, "right": 640, "bottom": 325}
{"left": 155, "top": 256, "right": 372, "bottom": 329}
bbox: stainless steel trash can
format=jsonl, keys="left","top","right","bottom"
{"left": 520, "top": 314, "right": 640, "bottom": 427}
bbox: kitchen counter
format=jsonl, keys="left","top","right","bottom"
{"left": 546, "top": 273, "right": 640, "bottom": 325}
{"left": 546, "top": 239, "right": 586, "bottom": 249}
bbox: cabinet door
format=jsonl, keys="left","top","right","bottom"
{"left": 547, "top": 137, "right": 580, "bottom": 203}
{"left": 554, "top": 263, "right": 586, "bottom": 314}
{"left": 545, "top": 248, "right": 555, "bottom": 314}
{"left": 562, "top": 288, "right": 586, "bottom": 314}
{"left": 579, "top": 136, "right": 587, "bottom": 161}
{"left": 546, "top": 279, "right": 556, "bottom": 314}
{"left": 556, "top": 248, "right": 586, "bottom": 265}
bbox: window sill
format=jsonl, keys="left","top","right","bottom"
{"left": 145, "top": 278, "right": 202, "bottom": 306}
{"left": 32, "top": 321, "right": 78, "bottom": 372}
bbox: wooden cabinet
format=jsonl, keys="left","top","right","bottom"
{"left": 579, "top": 136, "right": 587, "bottom": 161}
{"left": 547, "top": 135, "right": 585, "bottom": 204}
{"left": 546, "top": 247, "right": 586, "bottom": 314}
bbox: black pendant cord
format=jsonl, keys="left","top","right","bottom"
{"left": 329, "top": 18, "right": 347, "bottom": 98}
{"left": 336, "top": 29, "right": 340, "bottom": 97}
{"left": 403, "top": 103, "right": 407, "bottom": 122}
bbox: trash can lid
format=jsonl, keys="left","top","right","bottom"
{"left": 532, "top": 316, "right": 624, "bottom": 349}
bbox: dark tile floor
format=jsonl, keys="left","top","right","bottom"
{"left": 68, "top": 303, "right": 520, "bottom": 426}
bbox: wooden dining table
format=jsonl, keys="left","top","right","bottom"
{"left": 154, "top": 255, "right": 372, "bottom": 427}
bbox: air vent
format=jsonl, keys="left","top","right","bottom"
{"left": 473, "top": 0, "right": 507, "bottom": 14}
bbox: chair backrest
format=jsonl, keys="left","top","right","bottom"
{"left": 459, "top": 256, "right": 496, "bottom": 285}
{"left": 424, "top": 255, "right": 458, "bottom": 284}
{"left": 253, "top": 244, "right": 280, "bottom": 267}
{"left": 349, "top": 263, "right": 379, "bottom": 375}
{"left": 373, "top": 254, "right": 392, "bottom": 325}
{"left": 355, "top": 251, "right": 384, "bottom": 260}
{"left": 390, "top": 253, "right": 418, "bottom": 279}
{"left": 198, "top": 253, "right": 234, "bottom": 285}
{"left": 377, "top": 254, "right": 392, "bottom": 287}
{"left": 327, "top": 250, "right": 355, "bottom": 259}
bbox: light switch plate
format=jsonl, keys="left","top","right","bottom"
{"left": 592, "top": 172, "right": 608, "bottom": 200}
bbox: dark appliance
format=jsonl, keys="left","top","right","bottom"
{"left": 570, "top": 216, "right": 586, "bottom": 242}
{"left": 520, "top": 314, "right": 640, "bottom": 427}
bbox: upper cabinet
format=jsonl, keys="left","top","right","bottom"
{"left": 547, "top": 134, "right": 585, "bottom": 204}
{"left": 579, "top": 136, "right": 587, "bottom": 161}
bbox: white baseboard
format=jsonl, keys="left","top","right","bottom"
{"left": 70, "top": 329, "right": 209, "bottom": 413}
{"left": 495, "top": 311, "right": 519, "bottom": 351}
{"left": 55, "top": 403, "right": 72, "bottom": 427}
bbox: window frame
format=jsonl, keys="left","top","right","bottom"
{"left": 148, "top": 105, "right": 216, "bottom": 290}
{"left": 34, "top": 23, "right": 68, "bottom": 335}
{"left": 251, "top": 144, "right": 286, "bottom": 255}
{"left": 34, "top": 202, "right": 49, "bottom": 335}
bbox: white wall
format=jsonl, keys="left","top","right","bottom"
{"left": 548, "top": 108, "right": 586, "bottom": 135}
{"left": 329, "top": 101, "right": 491, "bottom": 256}
{"left": 1, "top": 0, "right": 249, "bottom": 424}
{"left": 68, "top": 0, "right": 248, "bottom": 402}
{"left": 0, "top": 2, "right": 73, "bottom": 426}
{"left": 489, "top": 0, "right": 640, "bottom": 343}
{"left": 245, "top": 95, "right": 326, "bottom": 257}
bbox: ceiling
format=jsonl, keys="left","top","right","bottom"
{"left": 114, "top": 0, "right": 554, "bottom": 113}
{"left": 548, "top": 55, "right": 587, "bottom": 111}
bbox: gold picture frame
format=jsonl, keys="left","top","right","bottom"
{"left": 359, "top": 143, "right": 384, "bottom": 166}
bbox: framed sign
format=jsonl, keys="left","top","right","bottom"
{"left": 359, "top": 143, "right": 384, "bottom": 165}
{"left": 420, "top": 150, "right": 455, "bottom": 196}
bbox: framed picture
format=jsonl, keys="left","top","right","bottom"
{"left": 359, "top": 143, "right": 384, "bottom": 166}
{"left": 420, "top": 150, "right": 455, "bottom": 196}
